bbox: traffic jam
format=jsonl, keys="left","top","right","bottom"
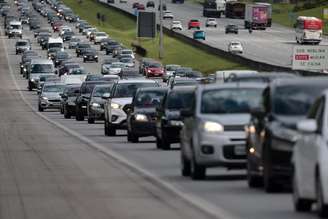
{"left": 2, "top": 0, "right": 328, "bottom": 218}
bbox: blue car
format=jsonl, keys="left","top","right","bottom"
{"left": 193, "top": 30, "right": 205, "bottom": 40}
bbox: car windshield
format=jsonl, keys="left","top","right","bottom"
{"left": 111, "top": 63, "right": 124, "bottom": 68}
{"left": 273, "top": 85, "right": 327, "bottom": 116}
{"left": 201, "top": 88, "right": 263, "bottom": 114}
{"left": 43, "top": 85, "right": 65, "bottom": 93}
{"left": 231, "top": 43, "right": 240, "bottom": 46}
{"left": 11, "top": 25, "right": 21, "bottom": 29}
{"left": 174, "top": 80, "right": 198, "bottom": 86}
{"left": 149, "top": 63, "right": 161, "bottom": 68}
{"left": 166, "top": 65, "right": 180, "bottom": 71}
{"left": 81, "top": 84, "right": 97, "bottom": 94}
{"left": 122, "top": 50, "right": 132, "bottom": 55}
{"left": 166, "top": 90, "right": 194, "bottom": 110}
{"left": 57, "top": 53, "right": 69, "bottom": 58}
{"left": 70, "top": 68, "right": 86, "bottom": 75}
{"left": 17, "top": 41, "right": 28, "bottom": 46}
{"left": 79, "top": 44, "right": 90, "bottom": 48}
{"left": 65, "top": 87, "right": 80, "bottom": 96}
{"left": 93, "top": 86, "right": 112, "bottom": 97}
{"left": 113, "top": 83, "right": 157, "bottom": 98}
{"left": 134, "top": 90, "right": 166, "bottom": 108}
{"left": 48, "top": 43, "right": 62, "bottom": 49}
{"left": 31, "top": 64, "right": 53, "bottom": 73}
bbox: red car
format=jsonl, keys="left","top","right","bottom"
{"left": 145, "top": 62, "right": 164, "bottom": 77}
{"left": 137, "top": 3, "right": 145, "bottom": 10}
{"left": 188, "top": 19, "right": 200, "bottom": 30}
{"left": 52, "top": 21, "right": 63, "bottom": 32}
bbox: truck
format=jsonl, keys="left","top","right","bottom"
{"left": 255, "top": 2, "right": 272, "bottom": 27}
{"left": 244, "top": 4, "right": 268, "bottom": 30}
{"left": 203, "top": 0, "right": 226, "bottom": 18}
{"left": 225, "top": 1, "right": 245, "bottom": 19}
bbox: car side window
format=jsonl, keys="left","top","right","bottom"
{"left": 308, "top": 98, "right": 321, "bottom": 119}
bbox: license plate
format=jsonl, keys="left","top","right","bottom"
{"left": 234, "top": 145, "right": 246, "bottom": 156}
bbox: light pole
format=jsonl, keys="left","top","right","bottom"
{"left": 159, "top": 0, "right": 164, "bottom": 59}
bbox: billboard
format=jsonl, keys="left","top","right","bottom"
{"left": 137, "top": 11, "right": 156, "bottom": 38}
{"left": 292, "top": 46, "right": 328, "bottom": 70}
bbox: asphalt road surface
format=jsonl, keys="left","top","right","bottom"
{"left": 0, "top": 3, "right": 321, "bottom": 219}
{"left": 105, "top": 0, "right": 328, "bottom": 69}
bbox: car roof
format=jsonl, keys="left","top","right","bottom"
{"left": 200, "top": 82, "right": 267, "bottom": 90}
{"left": 137, "top": 87, "right": 168, "bottom": 92}
{"left": 31, "top": 58, "right": 53, "bottom": 64}
{"left": 43, "top": 82, "right": 65, "bottom": 86}
{"left": 271, "top": 77, "right": 328, "bottom": 87}
{"left": 117, "top": 79, "right": 157, "bottom": 84}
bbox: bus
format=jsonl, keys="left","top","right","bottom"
{"left": 295, "top": 16, "right": 323, "bottom": 45}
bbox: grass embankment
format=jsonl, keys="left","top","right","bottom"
{"left": 63, "top": 0, "right": 246, "bottom": 74}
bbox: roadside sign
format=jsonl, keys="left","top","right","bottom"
{"left": 137, "top": 11, "right": 156, "bottom": 38}
{"left": 324, "top": 8, "right": 328, "bottom": 20}
{"left": 292, "top": 46, "right": 328, "bottom": 70}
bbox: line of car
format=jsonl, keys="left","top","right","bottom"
{"left": 4, "top": 0, "right": 328, "bottom": 218}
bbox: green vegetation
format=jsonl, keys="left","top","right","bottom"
{"left": 63, "top": 0, "right": 246, "bottom": 74}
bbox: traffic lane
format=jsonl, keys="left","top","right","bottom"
{"left": 8, "top": 31, "right": 319, "bottom": 219}
{"left": 1, "top": 32, "right": 217, "bottom": 219}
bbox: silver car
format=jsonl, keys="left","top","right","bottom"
{"left": 38, "top": 82, "right": 65, "bottom": 112}
{"left": 180, "top": 83, "right": 265, "bottom": 180}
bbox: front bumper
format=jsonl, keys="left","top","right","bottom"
{"left": 130, "top": 120, "right": 156, "bottom": 137}
{"left": 40, "top": 99, "right": 61, "bottom": 109}
{"left": 195, "top": 131, "right": 246, "bottom": 168}
{"left": 89, "top": 107, "right": 105, "bottom": 120}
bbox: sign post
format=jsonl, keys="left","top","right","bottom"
{"left": 292, "top": 46, "right": 328, "bottom": 71}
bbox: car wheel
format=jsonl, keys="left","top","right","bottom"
{"left": 38, "top": 104, "right": 44, "bottom": 112}
{"left": 181, "top": 153, "right": 191, "bottom": 177}
{"left": 107, "top": 124, "right": 116, "bottom": 136}
{"left": 83, "top": 59, "right": 86, "bottom": 63}
{"left": 127, "top": 130, "right": 138, "bottom": 143}
{"left": 64, "top": 106, "right": 71, "bottom": 119}
{"left": 190, "top": 153, "right": 206, "bottom": 180}
{"left": 75, "top": 107, "right": 84, "bottom": 121}
{"left": 88, "top": 117, "right": 95, "bottom": 124}
{"left": 293, "top": 171, "right": 312, "bottom": 212}
{"left": 104, "top": 120, "right": 109, "bottom": 136}
{"left": 247, "top": 156, "right": 263, "bottom": 188}
{"left": 215, "top": 25, "right": 217, "bottom": 28}
{"left": 317, "top": 172, "right": 328, "bottom": 217}
{"left": 60, "top": 106, "right": 64, "bottom": 114}
{"left": 161, "top": 136, "right": 171, "bottom": 150}
{"left": 156, "top": 137, "right": 162, "bottom": 149}
{"left": 263, "top": 139, "right": 282, "bottom": 193}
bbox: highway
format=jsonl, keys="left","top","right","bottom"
{"left": 0, "top": 2, "right": 321, "bottom": 219}
{"left": 102, "top": 0, "right": 328, "bottom": 69}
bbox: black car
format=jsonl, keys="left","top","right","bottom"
{"left": 58, "top": 62, "right": 80, "bottom": 76}
{"left": 76, "top": 43, "right": 91, "bottom": 57}
{"left": 20, "top": 50, "right": 38, "bottom": 75}
{"left": 146, "top": 0, "right": 155, "bottom": 7}
{"left": 54, "top": 51, "right": 70, "bottom": 67}
{"left": 75, "top": 81, "right": 111, "bottom": 121}
{"left": 82, "top": 48, "right": 98, "bottom": 63}
{"left": 62, "top": 31, "right": 75, "bottom": 42}
{"left": 127, "top": 87, "right": 168, "bottom": 142}
{"left": 155, "top": 86, "right": 196, "bottom": 150}
{"left": 61, "top": 84, "right": 81, "bottom": 119}
{"left": 100, "top": 38, "right": 114, "bottom": 51}
{"left": 246, "top": 78, "right": 328, "bottom": 192}
{"left": 104, "top": 41, "right": 121, "bottom": 55}
{"left": 29, "top": 18, "right": 41, "bottom": 30}
{"left": 47, "top": 47, "right": 61, "bottom": 60}
{"left": 225, "top": 24, "right": 238, "bottom": 34}
{"left": 34, "top": 28, "right": 50, "bottom": 38}
{"left": 87, "top": 84, "right": 113, "bottom": 124}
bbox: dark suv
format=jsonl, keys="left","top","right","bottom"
{"left": 61, "top": 84, "right": 81, "bottom": 119}
{"left": 155, "top": 86, "right": 196, "bottom": 150}
{"left": 246, "top": 78, "right": 328, "bottom": 192}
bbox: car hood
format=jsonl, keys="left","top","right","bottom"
{"left": 42, "top": 92, "right": 61, "bottom": 99}
{"left": 112, "top": 97, "right": 133, "bottom": 106}
{"left": 91, "top": 97, "right": 106, "bottom": 104}
{"left": 200, "top": 114, "right": 251, "bottom": 126}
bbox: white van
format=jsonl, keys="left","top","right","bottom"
{"left": 215, "top": 70, "right": 258, "bottom": 83}
{"left": 7, "top": 21, "right": 22, "bottom": 38}
{"left": 47, "top": 37, "right": 64, "bottom": 51}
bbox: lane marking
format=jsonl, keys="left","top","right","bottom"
{"left": 1, "top": 24, "right": 240, "bottom": 219}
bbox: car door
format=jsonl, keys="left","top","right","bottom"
{"left": 297, "top": 97, "right": 324, "bottom": 198}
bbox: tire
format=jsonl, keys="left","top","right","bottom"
{"left": 38, "top": 104, "right": 44, "bottom": 112}
{"left": 127, "top": 130, "right": 138, "bottom": 143}
{"left": 88, "top": 117, "right": 95, "bottom": 124}
{"left": 28, "top": 86, "right": 32, "bottom": 91}
{"left": 317, "top": 173, "right": 328, "bottom": 217}
{"left": 64, "top": 106, "right": 71, "bottom": 119}
{"left": 83, "top": 59, "right": 86, "bottom": 63}
{"left": 75, "top": 107, "right": 84, "bottom": 121}
{"left": 190, "top": 154, "right": 206, "bottom": 180}
{"left": 161, "top": 136, "right": 171, "bottom": 150}
{"left": 293, "top": 172, "right": 312, "bottom": 212}
{"left": 104, "top": 120, "right": 109, "bottom": 136}
{"left": 247, "top": 157, "right": 263, "bottom": 188}
{"left": 181, "top": 154, "right": 191, "bottom": 177}
{"left": 156, "top": 137, "right": 162, "bottom": 149}
{"left": 107, "top": 124, "right": 116, "bottom": 136}
{"left": 263, "top": 139, "right": 282, "bottom": 193}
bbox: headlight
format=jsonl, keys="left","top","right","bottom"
{"left": 41, "top": 96, "right": 48, "bottom": 100}
{"left": 31, "top": 78, "right": 35, "bottom": 82}
{"left": 84, "top": 56, "right": 87, "bottom": 58}
{"left": 245, "top": 125, "right": 256, "bottom": 134}
{"left": 94, "top": 55, "right": 98, "bottom": 58}
{"left": 203, "top": 121, "right": 224, "bottom": 133}
{"left": 111, "top": 103, "right": 120, "bottom": 109}
{"left": 23, "top": 68, "right": 27, "bottom": 72}
{"left": 147, "top": 70, "right": 151, "bottom": 73}
{"left": 135, "top": 114, "right": 148, "bottom": 122}
{"left": 92, "top": 102, "right": 100, "bottom": 107}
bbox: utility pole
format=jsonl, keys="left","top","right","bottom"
{"left": 159, "top": 0, "right": 164, "bottom": 59}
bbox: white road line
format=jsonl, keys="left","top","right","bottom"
{"left": 1, "top": 26, "right": 240, "bottom": 219}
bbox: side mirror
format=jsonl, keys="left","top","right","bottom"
{"left": 250, "top": 107, "right": 265, "bottom": 119}
{"left": 181, "top": 109, "right": 193, "bottom": 118}
{"left": 125, "top": 103, "right": 133, "bottom": 114}
{"left": 102, "top": 92, "right": 111, "bottom": 100}
{"left": 297, "top": 119, "right": 317, "bottom": 133}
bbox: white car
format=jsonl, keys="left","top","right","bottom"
{"left": 119, "top": 49, "right": 135, "bottom": 59}
{"left": 84, "top": 27, "right": 97, "bottom": 37}
{"left": 163, "top": 11, "right": 174, "bottom": 19}
{"left": 101, "top": 62, "right": 125, "bottom": 75}
{"left": 94, "top": 32, "right": 108, "bottom": 44}
{"left": 103, "top": 80, "right": 159, "bottom": 136}
{"left": 171, "top": 20, "right": 183, "bottom": 31}
{"left": 228, "top": 41, "right": 243, "bottom": 54}
{"left": 205, "top": 18, "right": 217, "bottom": 27}
{"left": 59, "top": 26, "right": 72, "bottom": 36}
{"left": 292, "top": 91, "right": 328, "bottom": 217}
